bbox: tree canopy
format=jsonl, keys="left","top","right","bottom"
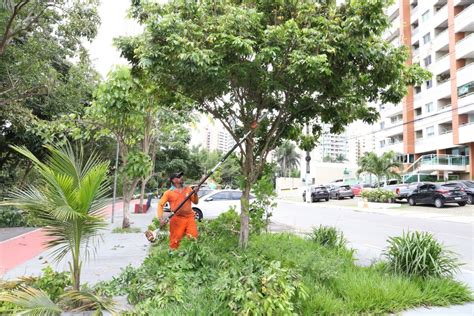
{"left": 118, "top": 0, "right": 429, "bottom": 247}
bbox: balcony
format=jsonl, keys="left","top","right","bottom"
{"left": 431, "top": 53, "right": 450, "bottom": 75}
{"left": 415, "top": 132, "right": 454, "bottom": 156}
{"left": 457, "top": 63, "right": 474, "bottom": 87}
{"left": 436, "top": 79, "right": 451, "bottom": 99}
{"left": 386, "top": 2, "right": 399, "bottom": 19}
{"left": 433, "top": 28, "right": 449, "bottom": 52}
{"left": 456, "top": 33, "right": 474, "bottom": 59}
{"left": 458, "top": 92, "right": 474, "bottom": 115}
{"left": 415, "top": 154, "right": 469, "bottom": 173}
{"left": 459, "top": 122, "right": 474, "bottom": 144}
{"left": 455, "top": 4, "right": 474, "bottom": 33}
{"left": 432, "top": 4, "right": 448, "bottom": 29}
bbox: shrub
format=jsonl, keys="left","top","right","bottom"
{"left": 361, "top": 188, "right": 397, "bottom": 203}
{"left": 309, "top": 225, "right": 347, "bottom": 249}
{"left": 384, "top": 231, "right": 461, "bottom": 278}
{"left": 213, "top": 258, "right": 307, "bottom": 315}
{"left": 0, "top": 207, "right": 27, "bottom": 228}
{"left": 249, "top": 172, "right": 276, "bottom": 234}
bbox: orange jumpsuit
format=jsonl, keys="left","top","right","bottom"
{"left": 157, "top": 186, "right": 199, "bottom": 249}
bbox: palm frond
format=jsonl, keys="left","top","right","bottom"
{"left": 0, "top": 286, "right": 62, "bottom": 316}
{"left": 62, "top": 290, "right": 117, "bottom": 315}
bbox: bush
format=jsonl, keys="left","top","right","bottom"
{"left": 361, "top": 188, "right": 397, "bottom": 203}
{"left": 384, "top": 231, "right": 461, "bottom": 278}
{"left": 0, "top": 207, "right": 27, "bottom": 228}
{"left": 309, "top": 225, "right": 347, "bottom": 249}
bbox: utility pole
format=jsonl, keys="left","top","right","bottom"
{"left": 111, "top": 141, "right": 120, "bottom": 223}
{"left": 305, "top": 123, "right": 312, "bottom": 203}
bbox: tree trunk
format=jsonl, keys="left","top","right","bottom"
{"left": 239, "top": 138, "right": 254, "bottom": 248}
{"left": 122, "top": 180, "right": 131, "bottom": 229}
{"left": 139, "top": 179, "right": 146, "bottom": 211}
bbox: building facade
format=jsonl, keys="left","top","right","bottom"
{"left": 375, "top": 0, "right": 474, "bottom": 180}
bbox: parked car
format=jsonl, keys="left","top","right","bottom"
{"left": 351, "top": 184, "right": 372, "bottom": 196}
{"left": 385, "top": 182, "right": 425, "bottom": 201}
{"left": 443, "top": 181, "right": 474, "bottom": 205}
{"left": 329, "top": 184, "right": 354, "bottom": 199}
{"left": 196, "top": 190, "right": 256, "bottom": 219}
{"left": 302, "top": 185, "right": 330, "bottom": 202}
{"left": 407, "top": 183, "right": 467, "bottom": 208}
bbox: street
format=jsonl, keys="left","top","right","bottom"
{"left": 271, "top": 199, "right": 474, "bottom": 287}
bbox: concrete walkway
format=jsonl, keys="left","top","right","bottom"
{"left": 2, "top": 200, "right": 154, "bottom": 284}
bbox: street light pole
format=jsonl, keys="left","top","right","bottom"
{"left": 305, "top": 123, "right": 312, "bottom": 203}
{"left": 111, "top": 141, "right": 120, "bottom": 223}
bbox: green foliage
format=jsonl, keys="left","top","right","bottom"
{"left": 93, "top": 218, "right": 471, "bottom": 315}
{"left": 249, "top": 168, "right": 276, "bottom": 234}
{"left": 123, "top": 151, "right": 152, "bottom": 179}
{"left": 384, "top": 231, "right": 462, "bottom": 279}
{"left": 357, "top": 151, "right": 402, "bottom": 187}
{"left": 0, "top": 143, "right": 110, "bottom": 291}
{"left": 214, "top": 259, "right": 307, "bottom": 315}
{"left": 35, "top": 266, "right": 72, "bottom": 303}
{"left": 361, "top": 188, "right": 397, "bottom": 203}
{"left": 0, "top": 207, "right": 27, "bottom": 227}
{"left": 119, "top": 0, "right": 429, "bottom": 246}
{"left": 309, "top": 225, "right": 347, "bottom": 249}
{"left": 275, "top": 141, "right": 301, "bottom": 177}
{"left": 112, "top": 227, "right": 141, "bottom": 234}
{"left": 0, "top": 0, "right": 100, "bottom": 195}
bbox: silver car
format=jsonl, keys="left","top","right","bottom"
{"left": 329, "top": 185, "right": 355, "bottom": 199}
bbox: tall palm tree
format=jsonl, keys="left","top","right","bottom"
{"left": 357, "top": 151, "right": 402, "bottom": 187}
{"left": 275, "top": 141, "right": 301, "bottom": 177}
{"left": 0, "top": 143, "right": 110, "bottom": 291}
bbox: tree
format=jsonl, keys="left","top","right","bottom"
{"left": 357, "top": 151, "right": 402, "bottom": 187}
{"left": 0, "top": 143, "right": 110, "bottom": 291}
{"left": 0, "top": 0, "right": 100, "bottom": 193}
{"left": 335, "top": 154, "right": 347, "bottom": 163}
{"left": 275, "top": 141, "right": 301, "bottom": 177}
{"left": 120, "top": 0, "right": 429, "bottom": 247}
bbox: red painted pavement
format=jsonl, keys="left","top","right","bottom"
{"left": 0, "top": 200, "right": 143, "bottom": 276}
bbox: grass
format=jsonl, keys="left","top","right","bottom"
{"left": 111, "top": 227, "right": 141, "bottom": 234}
{"left": 94, "top": 213, "right": 472, "bottom": 315}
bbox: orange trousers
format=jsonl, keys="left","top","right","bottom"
{"left": 169, "top": 214, "right": 198, "bottom": 249}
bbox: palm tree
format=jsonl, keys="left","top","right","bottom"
{"left": 275, "top": 141, "right": 301, "bottom": 177}
{"left": 0, "top": 143, "right": 110, "bottom": 291}
{"left": 357, "top": 151, "right": 402, "bottom": 187}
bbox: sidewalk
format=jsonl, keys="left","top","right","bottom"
{"left": 1, "top": 199, "right": 152, "bottom": 284}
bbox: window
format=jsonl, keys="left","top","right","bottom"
{"left": 414, "top": 86, "right": 421, "bottom": 94}
{"left": 210, "top": 192, "right": 231, "bottom": 200}
{"left": 423, "top": 55, "right": 432, "bottom": 67}
{"left": 426, "top": 80, "right": 433, "bottom": 89}
{"left": 230, "top": 191, "right": 242, "bottom": 200}
{"left": 422, "top": 10, "right": 430, "bottom": 23}
{"left": 425, "top": 102, "right": 434, "bottom": 113}
{"left": 415, "top": 108, "right": 422, "bottom": 116}
{"left": 426, "top": 126, "right": 435, "bottom": 137}
{"left": 380, "top": 122, "right": 385, "bottom": 130}
{"left": 423, "top": 32, "right": 431, "bottom": 44}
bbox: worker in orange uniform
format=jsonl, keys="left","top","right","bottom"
{"left": 157, "top": 172, "right": 203, "bottom": 249}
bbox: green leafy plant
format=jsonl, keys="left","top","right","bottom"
{"left": 384, "top": 231, "right": 462, "bottom": 278}
{"left": 35, "top": 266, "right": 71, "bottom": 303}
{"left": 361, "top": 188, "right": 397, "bottom": 203}
{"left": 309, "top": 225, "right": 347, "bottom": 249}
{"left": 0, "top": 207, "right": 27, "bottom": 228}
{"left": 249, "top": 168, "right": 277, "bottom": 235}
{"left": 0, "top": 143, "right": 110, "bottom": 292}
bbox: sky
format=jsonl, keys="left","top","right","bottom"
{"left": 85, "top": 0, "right": 142, "bottom": 78}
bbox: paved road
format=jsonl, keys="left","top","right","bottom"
{"left": 272, "top": 199, "right": 474, "bottom": 287}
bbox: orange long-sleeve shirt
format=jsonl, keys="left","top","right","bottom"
{"left": 157, "top": 186, "right": 199, "bottom": 218}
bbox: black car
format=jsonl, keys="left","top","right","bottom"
{"left": 407, "top": 183, "right": 468, "bottom": 208}
{"left": 302, "top": 185, "right": 330, "bottom": 202}
{"left": 443, "top": 181, "right": 474, "bottom": 205}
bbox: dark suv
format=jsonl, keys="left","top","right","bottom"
{"left": 407, "top": 183, "right": 468, "bottom": 208}
{"left": 302, "top": 185, "right": 330, "bottom": 202}
{"left": 443, "top": 181, "right": 474, "bottom": 205}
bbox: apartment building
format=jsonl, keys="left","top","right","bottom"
{"left": 191, "top": 115, "right": 236, "bottom": 153}
{"left": 375, "top": 0, "right": 474, "bottom": 180}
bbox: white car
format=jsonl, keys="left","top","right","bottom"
{"left": 198, "top": 190, "right": 255, "bottom": 219}
{"left": 163, "top": 189, "right": 255, "bottom": 220}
